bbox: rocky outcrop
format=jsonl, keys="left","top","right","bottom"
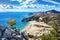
{"left": 22, "top": 16, "right": 40, "bottom": 22}
{"left": 0, "top": 25, "right": 28, "bottom": 40}
{"left": 22, "top": 10, "right": 60, "bottom": 22}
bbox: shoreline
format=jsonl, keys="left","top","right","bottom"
{"left": 21, "top": 21, "right": 52, "bottom": 36}
{"left": 21, "top": 22, "right": 31, "bottom": 32}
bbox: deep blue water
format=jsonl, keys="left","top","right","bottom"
{"left": 0, "top": 12, "right": 35, "bottom": 30}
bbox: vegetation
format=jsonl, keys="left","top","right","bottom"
{"left": 41, "top": 21, "right": 60, "bottom": 40}
{"left": 41, "top": 34, "right": 57, "bottom": 40}
{"left": 51, "top": 21, "right": 60, "bottom": 40}
{"left": 43, "top": 16, "right": 51, "bottom": 23}
{"left": 40, "top": 14, "right": 60, "bottom": 40}
{"left": 6, "top": 14, "right": 60, "bottom": 40}
{"left": 7, "top": 19, "right": 16, "bottom": 30}
{"left": 28, "top": 33, "right": 33, "bottom": 38}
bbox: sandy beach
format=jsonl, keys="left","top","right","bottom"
{"left": 21, "top": 21, "right": 52, "bottom": 36}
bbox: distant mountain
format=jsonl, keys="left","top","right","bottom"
{"left": 46, "top": 10, "right": 60, "bottom": 13}
{"left": 36, "top": 10, "right": 60, "bottom": 14}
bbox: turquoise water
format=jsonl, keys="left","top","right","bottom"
{"left": 0, "top": 12, "right": 35, "bottom": 30}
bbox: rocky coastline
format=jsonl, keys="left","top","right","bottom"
{"left": 0, "top": 25, "right": 28, "bottom": 40}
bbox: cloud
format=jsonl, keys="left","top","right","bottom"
{"left": 0, "top": 0, "right": 60, "bottom": 12}
{"left": 0, "top": 2, "right": 60, "bottom": 12}
{"left": 0, "top": 8, "right": 42, "bottom": 12}
{"left": 42, "top": 0, "right": 60, "bottom": 5}
{"left": 10, "top": 0, "right": 37, "bottom": 5}
{"left": 0, "top": 4, "right": 13, "bottom": 9}
{"left": 13, "top": 4, "right": 56, "bottom": 9}
{"left": 10, "top": 0, "right": 59, "bottom": 10}
{"left": 17, "top": 0, "right": 23, "bottom": 3}
{"left": 11, "top": 0, "right": 23, "bottom": 3}
{"left": 27, "top": 4, "right": 56, "bottom": 9}
{"left": 10, "top": 0, "right": 16, "bottom": 1}
{"left": 22, "top": 0, "right": 36, "bottom": 5}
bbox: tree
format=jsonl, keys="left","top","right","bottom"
{"left": 41, "top": 34, "right": 57, "bottom": 40}
{"left": 51, "top": 21, "right": 60, "bottom": 40}
{"left": 7, "top": 19, "right": 16, "bottom": 30}
{"left": 41, "top": 14, "right": 60, "bottom": 40}
{"left": 41, "top": 21, "right": 60, "bottom": 40}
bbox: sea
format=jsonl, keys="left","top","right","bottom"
{"left": 0, "top": 12, "right": 36, "bottom": 30}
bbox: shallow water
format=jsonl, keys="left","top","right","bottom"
{"left": 0, "top": 12, "right": 34, "bottom": 30}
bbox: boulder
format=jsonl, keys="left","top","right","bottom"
{"left": 0, "top": 31, "right": 2, "bottom": 37}
{"left": 0, "top": 25, "right": 29, "bottom": 40}
{"left": 21, "top": 32, "right": 28, "bottom": 40}
{"left": 0, "top": 25, "right": 6, "bottom": 31}
{"left": 10, "top": 38, "right": 16, "bottom": 40}
{"left": 3, "top": 29, "right": 12, "bottom": 38}
{"left": 0, "top": 38, "right": 2, "bottom": 40}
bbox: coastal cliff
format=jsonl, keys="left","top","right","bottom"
{"left": 22, "top": 10, "right": 60, "bottom": 24}
{"left": 21, "top": 10, "right": 60, "bottom": 40}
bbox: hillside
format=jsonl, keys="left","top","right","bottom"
{"left": 21, "top": 10, "right": 60, "bottom": 40}
{"left": 22, "top": 10, "right": 60, "bottom": 26}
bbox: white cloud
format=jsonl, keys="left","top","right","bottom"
{"left": 17, "top": 0, "right": 24, "bottom": 3}
{"left": 10, "top": 0, "right": 23, "bottom": 3}
{"left": 12, "top": 5, "right": 28, "bottom": 9}
{"left": 0, "top": 9, "right": 42, "bottom": 12}
{"left": 0, "top": 0, "right": 60, "bottom": 12}
{"left": 27, "top": 4, "right": 56, "bottom": 9}
{"left": 10, "top": 0, "right": 16, "bottom": 1}
{"left": 13, "top": 4, "right": 56, "bottom": 9}
{"left": 22, "top": 0, "right": 36, "bottom": 5}
{"left": 0, "top": 4, "right": 12, "bottom": 9}
{"left": 42, "top": 0, "right": 60, "bottom": 5}
{"left": 11, "top": 0, "right": 37, "bottom": 5}
{"left": 0, "top": 4, "right": 60, "bottom": 12}
{"left": 0, "top": 5, "right": 3, "bottom": 9}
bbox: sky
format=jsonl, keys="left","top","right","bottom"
{"left": 0, "top": 0, "right": 60, "bottom": 12}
